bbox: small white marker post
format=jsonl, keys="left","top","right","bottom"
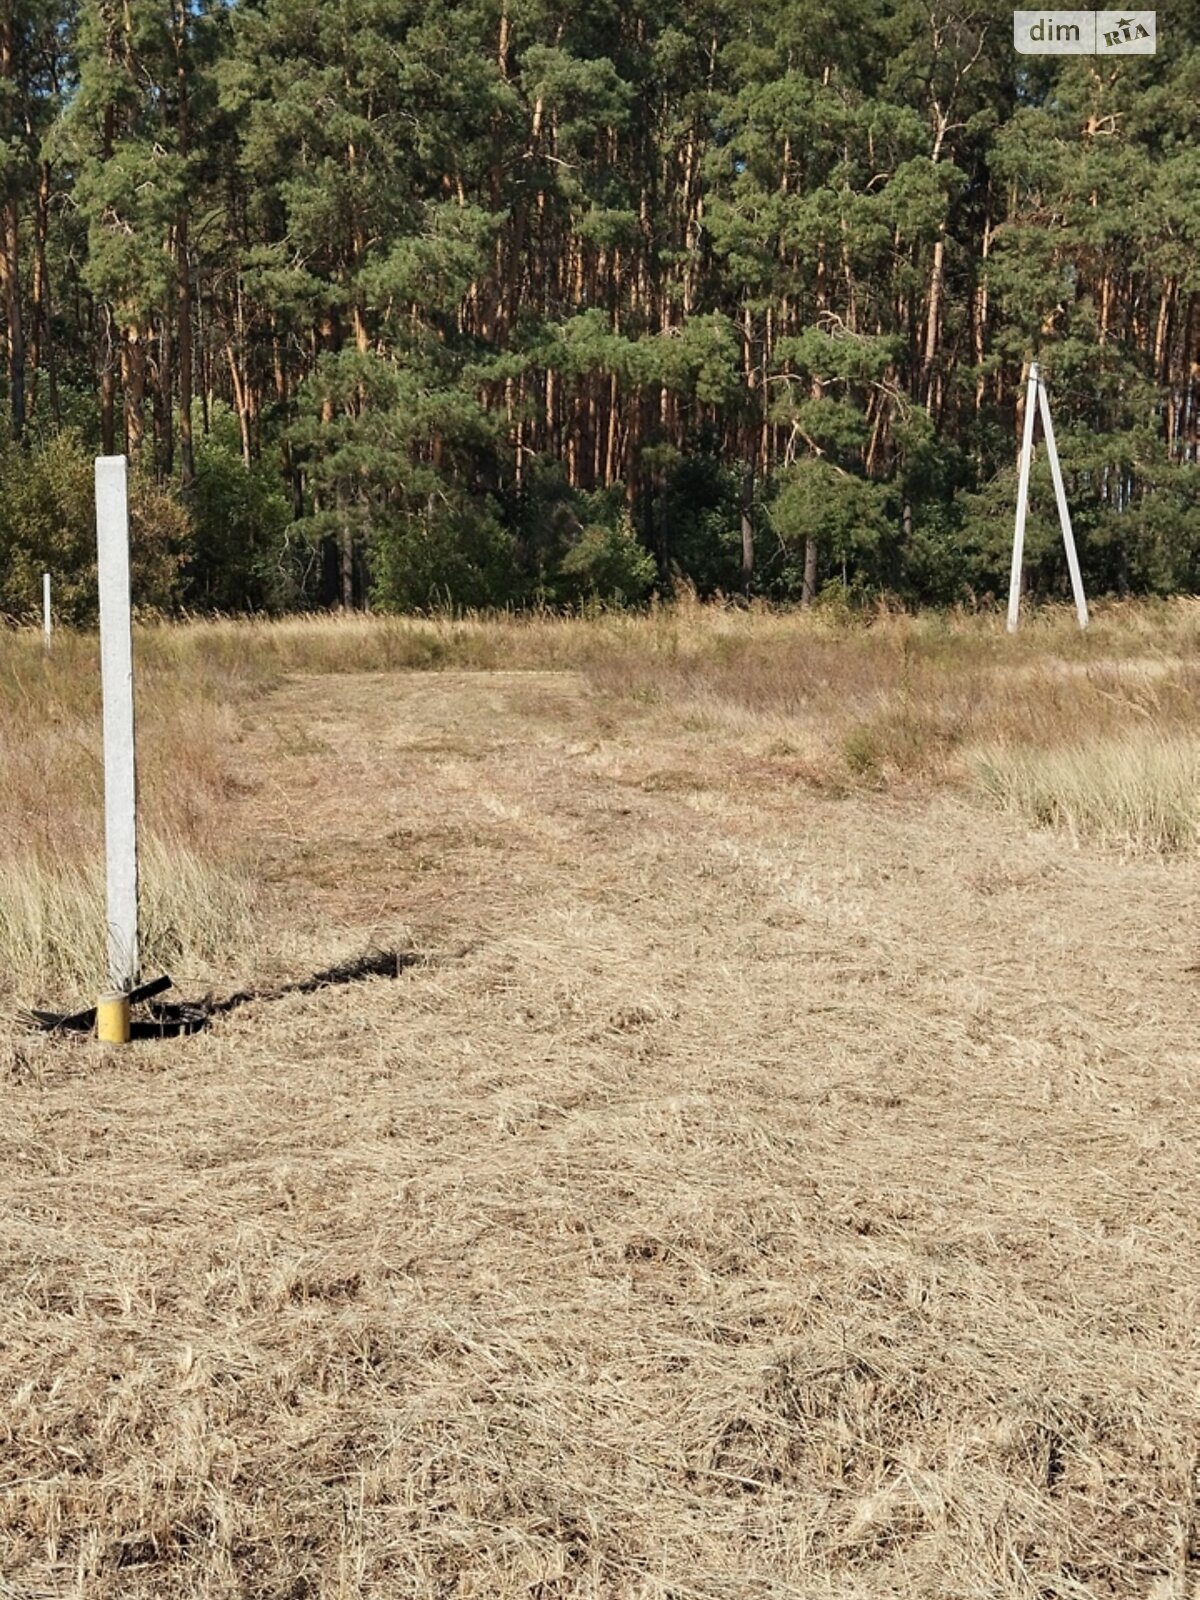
{"left": 1007, "top": 360, "right": 1088, "bottom": 631}
{"left": 42, "top": 571, "right": 51, "bottom": 649}
{"left": 96, "top": 456, "right": 139, "bottom": 1000}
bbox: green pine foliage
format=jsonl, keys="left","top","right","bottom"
{"left": 0, "top": 0, "right": 1194, "bottom": 615}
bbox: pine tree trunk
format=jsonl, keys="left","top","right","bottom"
{"left": 922, "top": 231, "right": 945, "bottom": 413}
{"left": 154, "top": 315, "right": 174, "bottom": 477}
{"left": 178, "top": 216, "right": 194, "bottom": 486}
{"left": 30, "top": 161, "right": 57, "bottom": 424}
{"left": 100, "top": 306, "right": 116, "bottom": 456}
{"left": 740, "top": 468, "right": 754, "bottom": 596}
{"left": 2, "top": 195, "right": 24, "bottom": 440}
{"left": 99, "top": 100, "right": 116, "bottom": 455}
{"left": 122, "top": 323, "right": 146, "bottom": 464}
{"left": 801, "top": 539, "right": 818, "bottom": 606}
{"left": 605, "top": 373, "right": 619, "bottom": 484}
{"left": 176, "top": 8, "right": 194, "bottom": 488}
{"left": 0, "top": 0, "right": 22, "bottom": 440}
{"left": 339, "top": 489, "right": 354, "bottom": 610}
{"left": 1153, "top": 277, "right": 1173, "bottom": 384}
{"left": 1180, "top": 295, "right": 1196, "bottom": 464}
{"left": 225, "top": 338, "right": 252, "bottom": 468}
{"left": 974, "top": 211, "right": 991, "bottom": 412}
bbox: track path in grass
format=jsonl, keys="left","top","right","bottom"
{"left": 3, "top": 667, "right": 1199, "bottom": 1597}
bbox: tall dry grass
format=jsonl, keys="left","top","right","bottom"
{"left": 4, "top": 597, "right": 1199, "bottom": 1011}
{"left": 0, "top": 629, "right": 256, "bottom": 1012}
{"left": 581, "top": 598, "right": 1200, "bottom": 850}
{"left": 156, "top": 592, "right": 1200, "bottom": 679}
{"left": 972, "top": 735, "right": 1200, "bottom": 854}
{"left": 0, "top": 838, "right": 253, "bottom": 1003}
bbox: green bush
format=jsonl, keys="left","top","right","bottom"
{"left": 371, "top": 493, "right": 523, "bottom": 612}
{"left": 655, "top": 449, "right": 748, "bottom": 596}
{"left": 0, "top": 430, "right": 188, "bottom": 624}
{"left": 768, "top": 458, "right": 891, "bottom": 600}
{"left": 187, "top": 413, "right": 297, "bottom": 612}
{"left": 556, "top": 510, "right": 657, "bottom": 608}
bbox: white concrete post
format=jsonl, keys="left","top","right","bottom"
{"left": 42, "top": 572, "right": 51, "bottom": 648}
{"left": 1007, "top": 361, "right": 1040, "bottom": 633}
{"left": 96, "top": 456, "right": 139, "bottom": 991}
{"left": 1037, "top": 376, "right": 1088, "bottom": 629}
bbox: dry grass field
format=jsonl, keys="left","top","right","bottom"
{"left": 2, "top": 603, "right": 1199, "bottom": 1598}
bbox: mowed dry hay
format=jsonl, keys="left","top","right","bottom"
{"left": 3, "top": 638, "right": 1200, "bottom": 1597}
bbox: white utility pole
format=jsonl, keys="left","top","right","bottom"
{"left": 1037, "top": 376, "right": 1088, "bottom": 629}
{"left": 96, "top": 456, "right": 140, "bottom": 992}
{"left": 1008, "top": 360, "right": 1088, "bottom": 631}
{"left": 42, "top": 572, "right": 51, "bottom": 649}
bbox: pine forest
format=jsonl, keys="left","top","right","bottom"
{"left": 0, "top": 0, "right": 1197, "bottom": 618}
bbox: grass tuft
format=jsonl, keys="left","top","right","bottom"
{"left": 1, "top": 627, "right": 258, "bottom": 1011}
{"left": 971, "top": 735, "right": 1200, "bottom": 854}
{"left": 0, "top": 836, "right": 255, "bottom": 1006}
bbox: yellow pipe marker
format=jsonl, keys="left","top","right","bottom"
{"left": 96, "top": 991, "right": 131, "bottom": 1044}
